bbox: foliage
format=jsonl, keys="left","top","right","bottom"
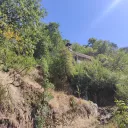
{"left": 121, "top": 47, "right": 128, "bottom": 53}
{"left": 69, "top": 97, "right": 77, "bottom": 109}
{"left": 0, "top": 0, "right": 46, "bottom": 56}
{"left": 34, "top": 91, "right": 53, "bottom": 128}
{"left": 0, "top": 0, "right": 46, "bottom": 27}
{"left": 72, "top": 43, "right": 94, "bottom": 55}
{"left": 71, "top": 60, "right": 118, "bottom": 100}
{"left": 49, "top": 48, "right": 75, "bottom": 88}
{"left": 0, "top": 47, "right": 36, "bottom": 72}
{"left": 110, "top": 51, "right": 128, "bottom": 72}
{"left": 83, "top": 60, "right": 117, "bottom": 90}
{"left": 116, "top": 77, "right": 128, "bottom": 101}
{"left": 0, "top": 1, "right": 128, "bottom": 126}
{"left": 115, "top": 100, "right": 128, "bottom": 128}
{"left": 87, "top": 38, "right": 118, "bottom": 55}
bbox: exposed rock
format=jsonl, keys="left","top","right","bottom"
{"left": 48, "top": 91, "right": 99, "bottom": 128}
{"left": 98, "top": 107, "right": 114, "bottom": 125}
{"left": 0, "top": 70, "right": 99, "bottom": 128}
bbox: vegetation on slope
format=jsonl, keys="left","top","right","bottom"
{"left": 0, "top": 0, "right": 128, "bottom": 127}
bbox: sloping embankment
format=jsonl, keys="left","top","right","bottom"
{"left": 0, "top": 69, "right": 99, "bottom": 128}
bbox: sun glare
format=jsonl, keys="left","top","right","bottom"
{"left": 105, "top": 0, "right": 122, "bottom": 14}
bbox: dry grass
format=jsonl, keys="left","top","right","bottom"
{"left": 0, "top": 69, "right": 99, "bottom": 128}
{"left": 0, "top": 84, "right": 6, "bottom": 104}
{"left": 98, "top": 123, "right": 118, "bottom": 128}
{"left": 0, "top": 70, "right": 44, "bottom": 128}
{"left": 48, "top": 90, "right": 99, "bottom": 128}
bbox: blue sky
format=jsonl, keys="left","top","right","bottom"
{"left": 43, "top": 0, "right": 128, "bottom": 47}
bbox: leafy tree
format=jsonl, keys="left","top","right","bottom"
{"left": 50, "top": 48, "right": 74, "bottom": 88}
{"left": 0, "top": 0, "right": 46, "bottom": 56}
{"left": 72, "top": 43, "right": 94, "bottom": 55}
{"left": 0, "top": 0, "right": 46, "bottom": 27}
{"left": 34, "top": 23, "right": 51, "bottom": 59}
{"left": 115, "top": 100, "right": 128, "bottom": 128}
{"left": 110, "top": 50, "right": 128, "bottom": 71}
{"left": 116, "top": 76, "right": 128, "bottom": 101}
{"left": 87, "top": 38, "right": 97, "bottom": 48}
{"left": 72, "top": 60, "right": 118, "bottom": 105}
{"left": 86, "top": 38, "right": 118, "bottom": 55}
{"left": 121, "top": 47, "right": 128, "bottom": 53}
{"left": 45, "top": 22, "right": 62, "bottom": 49}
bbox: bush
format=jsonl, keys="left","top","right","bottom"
{"left": 34, "top": 90, "right": 53, "bottom": 128}
{"left": 0, "top": 47, "right": 36, "bottom": 72}
{"left": 50, "top": 48, "right": 75, "bottom": 88}
{"left": 115, "top": 100, "right": 128, "bottom": 128}
{"left": 71, "top": 60, "right": 118, "bottom": 105}
{"left": 116, "top": 76, "right": 128, "bottom": 101}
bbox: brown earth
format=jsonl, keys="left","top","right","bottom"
{"left": 0, "top": 69, "right": 99, "bottom": 128}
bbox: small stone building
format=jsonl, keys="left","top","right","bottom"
{"left": 66, "top": 43, "right": 92, "bottom": 63}
{"left": 73, "top": 52, "right": 92, "bottom": 63}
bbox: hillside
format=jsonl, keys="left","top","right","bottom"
{"left": 0, "top": 69, "right": 99, "bottom": 128}
{"left": 0, "top": 0, "right": 128, "bottom": 128}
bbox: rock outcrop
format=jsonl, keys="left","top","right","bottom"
{"left": 0, "top": 70, "right": 99, "bottom": 128}
{"left": 48, "top": 91, "right": 99, "bottom": 128}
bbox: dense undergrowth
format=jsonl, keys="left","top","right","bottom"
{"left": 0, "top": 0, "right": 128, "bottom": 127}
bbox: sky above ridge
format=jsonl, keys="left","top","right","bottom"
{"left": 43, "top": 0, "right": 128, "bottom": 47}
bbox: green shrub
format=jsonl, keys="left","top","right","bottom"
{"left": 115, "top": 100, "right": 128, "bottom": 128}
{"left": 50, "top": 48, "right": 75, "bottom": 88}
{"left": 71, "top": 60, "right": 118, "bottom": 100}
{"left": 34, "top": 90, "right": 53, "bottom": 128}
{"left": 116, "top": 76, "right": 128, "bottom": 101}
{"left": 0, "top": 47, "right": 36, "bottom": 72}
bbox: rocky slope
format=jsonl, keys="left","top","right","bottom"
{"left": 0, "top": 69, "right": 99, "bottom": 128}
